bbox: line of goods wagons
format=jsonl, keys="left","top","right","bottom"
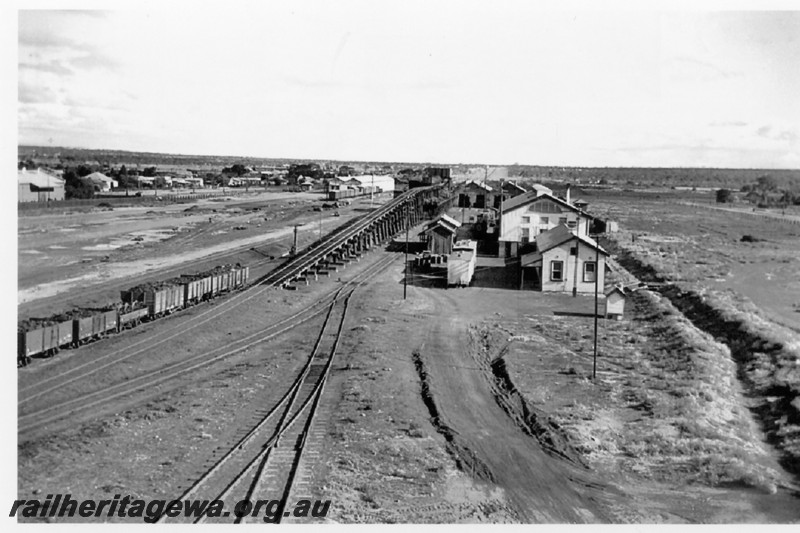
{"left": 327, "top": 185, "right": 379, "bottom": 201}
{"left": 17, "top": 264, "right": 250, "bottom": 366}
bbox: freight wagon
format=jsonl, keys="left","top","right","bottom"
{"left": 18, "top": 264, "right": 251, "bottom": 367}
{"left": 72, "top": 308, "right": 118, "bottom": 346}
{"left": 326, "top": 186, "right": 379, "bottom": 201}
{"left": 144, "top": 283, "right": 185, "bottom": 317}
{"left": 118, "top": 305, "right": 149, "bottom": 329}
{"left": 447, "top": 240, "right": 477, "bottom": 287}
{"left": 18, "top": 318, "right": 73, "bottom": 365}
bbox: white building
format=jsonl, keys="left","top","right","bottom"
{"left": 520, "top": 224, "right": 608, "bottom": 294}
{"left": 499, "top": 192, "right": 592, "bottom": 257}
{"left": 81, "top": 172, "right": 118, "bottom": 192}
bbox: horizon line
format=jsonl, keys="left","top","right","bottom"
{"left": 18, "top": 144, "right": 800, "bottom": 173}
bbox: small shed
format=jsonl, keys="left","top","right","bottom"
{"left": 605, "top": 285, "right": 627, "bottom": 319}
{"left": 420, "top": 214, "right": 461, "bottom": 255}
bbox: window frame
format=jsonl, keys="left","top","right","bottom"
{"left": 583, "top": 261, "right": 597, "bottom": 282}
{"left": 550, "top": 260, "right": 564, "bottom": 281}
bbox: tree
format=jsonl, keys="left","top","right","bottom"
{"left": 716, "top": 188, "right": 733, "bottom": 203}
{"left": 143, "top": 166, "right": 157, "bottom": 177}
{"left": 76, "top": 164, "right": 93, "bottom": 177}
{"left": 63, "top": 168, "right": 95, "bottom": 199}
{"left": 756, "top": 175, "right": 778, "bottom": 192}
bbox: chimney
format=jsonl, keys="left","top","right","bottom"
{"left": 566, "top": 185, "right": 571, "bottom": 205}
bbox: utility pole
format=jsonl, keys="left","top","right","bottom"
{"left": 291, "top": 224, "right": 301, "bottom": 256}
{"left": 593, "top": 236, "right": 600, "bottom": 380}
{"left": 498, "top": 177, "right": 503, "bottom": 250}
{"left": 404, "top": 200, "right": 410, "bottom": 300}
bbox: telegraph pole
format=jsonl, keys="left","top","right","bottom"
{"left": 291, "top": 224, "right": 302, "bottom": 256}
{"left": 404, "top": 200, "right": 409, "bottom": 300}
{"left": 593, "top": 237, "right": 600, "bottom": 380}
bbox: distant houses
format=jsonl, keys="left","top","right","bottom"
{"left": 81, "top": 172, "right": 118, "bottom": 192}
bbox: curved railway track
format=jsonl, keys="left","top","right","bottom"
{"left": 19, "top": 189, "right": 422, "bottom": 404}
{"left": 19, "top": 186, "right": 431, "bottom": 438}
{"left": 158, "top": 274, "right": 357, "bottom": 524}
{"left": 18, "top": 253, "right": 395, "bottom": 437}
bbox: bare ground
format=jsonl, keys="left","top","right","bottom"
{"left": 16, "top": 200, "right": 800, "bottom": 523}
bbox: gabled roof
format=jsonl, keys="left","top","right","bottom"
{"left": 531, "top": 184, "right": 552, "bottom": 195}
{"left": 503, "top": 181, "right": 526, "bottom": 193}
{"left": 502, "top": 191, "right": 590, "bottom": 217}
{"left": 461, "top": 180, "right": 492, "bottom": 192}
{"left": 605, "top": 285, "right": 627, "bottom": 297}
{"left": 502, "top": 191, "right": 575, "bottom": 214}
{"left": 534, "top": 224, "right": 575, "bottom": 253}
{"left": 520, "top": 226, "right": 608, "bottom": 266}
{"left": 422, "top": 221, "right": 457, "bottom": 235}
{"left": 18, "top": 168, "right": 65, "bottom": 187}
{"left": 438, "top": 213, "right": 461, "bottom": 229}
{"left": 535, "top": 224, "right": 608, "bottom": 255}
{"left": 84, "top": 171, "right": 114, "bottom": 182}
{"left": 422, "top": 214, "right": 461, "bottom": 235}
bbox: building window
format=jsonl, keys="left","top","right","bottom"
{"left": 558, "top": 217, "right": 567, "bottom": 225}
{"left": 541, "top": 216, "right": 549, "bottom": 224}
{"left": 570, "top": 246, "right": 578, "bottom": 256}
{"left": 550, "top": 260, "right": 564, "bottom": 281}
{"left": 522, "top": 216, "right": 530, "bottom": 224}
{"left": 530, "top": 200, "right": 560, "bottom": 213}
{"left": 567, "top": 220, "right": 577, "bottom": 229}
{"left": 521, "top": 227, "right": 530, "bottom": 243}
{"left": 584, "top": 261, "right": 597, "bottom": 282}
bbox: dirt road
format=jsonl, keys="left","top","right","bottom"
{"left": 410, "top": 289, "right": 609, "bottom": 522}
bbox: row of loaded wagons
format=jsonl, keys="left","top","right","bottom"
{"left": 326, "top": 186, "right": 379, "bottom": 201}
{"left": 18, "top": 264, "right": 250, "bottom": 366}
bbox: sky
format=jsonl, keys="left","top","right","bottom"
{"left": 12, "top": 1, "right": 800, "bottom": 168}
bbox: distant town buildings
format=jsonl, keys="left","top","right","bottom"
{"left": 81, "top": 172, "right": 119, "bottom": 192}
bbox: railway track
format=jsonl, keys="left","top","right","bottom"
{"left": 19, "top": 187, "right": 429, "bottom": 437}
{"left": 18, "top": 193, "right": 409, "bottom": 402}
{"left": 261, "top": 187, "right": 428, "bottom": 287}
{"left": 18, "top": 253, "right": 396, "bottom": 438}
{"left": 157, "top": 288, "right": 351, "bottom": 524}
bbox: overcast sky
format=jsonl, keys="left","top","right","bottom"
{"left": 15, "top": 2, "right": 800, "bottom": 168}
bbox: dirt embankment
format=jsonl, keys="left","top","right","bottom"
{"left": 605, "top": 237, "right": 800, "bottom": 479}
{"left": 411, "top": 350, "right": 496, "bottom": 482}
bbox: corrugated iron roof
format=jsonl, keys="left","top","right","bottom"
{"left": 18, "top": 169, "right": 65, "bottom": 188}
{"left": 534, "top": 224, "right": 608, "bottom": 255}
{"left": 461, "top": 180, "right": 493, "bottom": 191}
{"left": 502, "top": 191, "right": 589, "bottom": 215}
{"left": 83, "top": 171, "right": 115, "bottom": 183}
